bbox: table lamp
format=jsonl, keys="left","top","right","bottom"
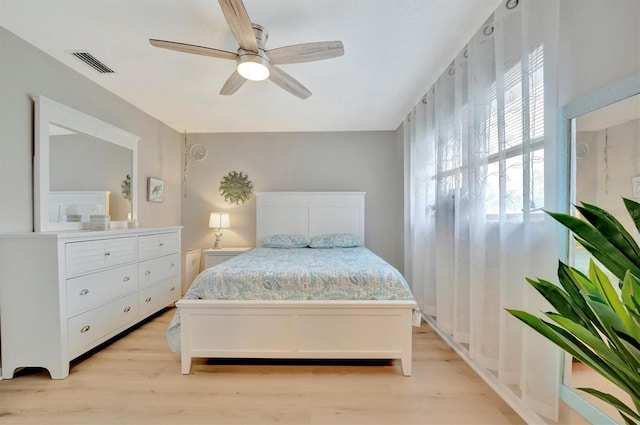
{"left": 209, "top": 212, "right": 230, "bottom": 249}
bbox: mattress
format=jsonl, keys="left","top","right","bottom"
{"left": 167, "top": 246, "right": 417, "bottom": 352}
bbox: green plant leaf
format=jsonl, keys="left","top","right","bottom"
{"left": 544, "top": 321, "right": 639, "bottom": 396}
{"left": 526, "top": 277, "right": 587, "bottom": 327}
{"left": 578, "top": 387, "right": 640, "bottom": 421}
{"left": 578, "top": 202, "right": 640, "bottom": 262}
{"left": 508, "top": 310, "right": 632, "bottom": 392}
{"left": 622, "top": 271, "right": 640, "bottom": 317}
{"left": 566, "top": 264, "right": 598, "bottom": 294}
{"left": 577, "top": 236, "right": 640, "bottom": 281}
{"left": 588, "top": 300, "right": 628, "bottom": 337}
{"left": 630, "top": 314, "right": 640, "bottom": 343}
{"left": 615, "top": 331, "right": 640, "bottom": 371}
{"left": 546, "top": 313, "right": 640, "bottom": 387}
{"left": 620, "top": 412, "right": 638, "bottom": 425}
{"left": 557, "top": 263, "right": 600, "bottom": 331}
{"left": 589, "top": 260, "right": 631, "bottom": 331}
{"left": 621, "top": 273, "right": 640, "bottom": 341}
{"left": 623, "top": 198, "right": 640, "bottom": 234}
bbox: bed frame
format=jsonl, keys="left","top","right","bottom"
{"left": 177, "top": 192, "right": 416, "bottom": 376}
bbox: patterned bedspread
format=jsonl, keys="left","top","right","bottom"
{"left": 167, "top": 247, "right": 417, "bottom": 352}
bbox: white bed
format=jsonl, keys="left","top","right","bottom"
{"left": 176, "top": 192, "right": 417, "bottom": 376}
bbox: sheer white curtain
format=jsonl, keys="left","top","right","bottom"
{"left": 405, "top": 0, "right": 562, "bottom": 420}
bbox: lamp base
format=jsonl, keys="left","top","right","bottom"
{"left": 213, "top": 232, "right": 223, "bottom": 249}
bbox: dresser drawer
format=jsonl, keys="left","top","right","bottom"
{"left": 139, "top": 278, "right": 179, "bottom": 317}
{"left": 65, "top": 237, "right": 137, "bottom": 276}
{"left": 66, "top": 264, "right": 138, "bottom": 317}
{"left": 138, "top": 232, "right": 179, "bottom": 261}
{"left": 67, "top": 292, "right": 138, "bottom": 358}
{"left": 138, "top": 253, "right": 179, "bottom": 289}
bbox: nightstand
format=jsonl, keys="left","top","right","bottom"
{"left": 203, "top": 247, "right": 252, "bottom": 269}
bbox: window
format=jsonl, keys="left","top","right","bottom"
{"left": 485, "top": 45, "right": 545, "bottom": 215}
{"left": 434, "top": 45, "right": 545, "bottom": 217}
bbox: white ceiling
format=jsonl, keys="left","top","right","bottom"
{"left": 0, "top": 0, "right": 501, "bottom": 133}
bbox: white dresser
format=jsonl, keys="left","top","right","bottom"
{"left": 0, "top": 227, "right": 181, "bottom": 379}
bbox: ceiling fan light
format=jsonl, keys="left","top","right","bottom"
{"left": 237, "top": 55, "right": 270, "bottom": 81}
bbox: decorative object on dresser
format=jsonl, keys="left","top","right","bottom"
{"left": 208, "top": 212, "right": 230, "bottom": 249}
{"left": 0, "top": 227, "right": 182, "bottom": 379}
{"left": 219, "top": 171, "right": 253, "bottom": 205}
{"left": 147, "top": 177, "right": 165, "bottom": 202}
{"left": 49, "top": 191, "right": 110, "bottom": 224}
{"left": 89, "top": 214, "right": 111, "bottom": 230}
{"left": 203, "top": 247, "right": 252, "bottom": 269}
{"left": 121, "top": 174, "right": 132, "bottom": 201}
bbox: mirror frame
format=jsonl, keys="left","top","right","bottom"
{"left": 34, "top": 95, "right": 140, "bottom": 232}
{"left": 558, "top": 72, "right": 640, "bottom": 424}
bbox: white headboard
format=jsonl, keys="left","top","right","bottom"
{"left": 256, "top": 192, "right": 366, "bottom": 245}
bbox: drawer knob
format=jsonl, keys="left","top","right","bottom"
{"left": 170, "top": 263, "right": 175, "bottom": 267}
{"left": 170, "top": 286, "right": 176, "bottom": 291}
{"left": 79, "top": 289, "right": 90, "bottom": 296}
{"left": 123, "top": 276, "right": 130, "bottom": 282}
{"left": 80, "top": 325, "right": 91, "bottom": 333}
{"left": 145, "top": 270, "right": 151, "bottom": 275}
{"left": 159, "top": 242, "right": 164, "bottom": 247}
{"left": 124, "top": 306, "right": 131, "bottom": 313}
{"left": 105, "top": 251, "right": 111, "bottom": 256}
{"left": 145, "top": 296, "right": 152, "bottom": 303}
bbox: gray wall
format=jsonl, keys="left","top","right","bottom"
{"left": 180, "top": 131, "right": 404, "bottom": 270}
{"left": 0, "top": 26, "right": 182, "bottom": 233}
{"left": 558, "top": 0, "right": 640, "bottom": 106}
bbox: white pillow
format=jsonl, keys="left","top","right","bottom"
{"left": 309, "top": 233, "right": 362, "bottom": 248}
{"left": 261, "top": 234, "right": 310, "bottom": 248}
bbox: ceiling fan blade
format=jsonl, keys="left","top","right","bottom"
{"left": 267, "top": 41, "right": 344, "bottom": 65}
{"left": 220, "top": 70, "right": 247, "bottom": 95}
{"left": 149, "top": 39, "right": 237, "bottom": 60}
{"left": 268, "top": 66, "right": 311, "bottom": 99}
{"left": 218, "top": 0, "right": 258, "bottom": 53}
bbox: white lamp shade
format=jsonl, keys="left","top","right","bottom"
{"left": 209, "top": 212, "right": 230, "bottom": 229}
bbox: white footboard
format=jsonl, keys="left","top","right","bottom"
{"left": 177, "top": 299, "right": 415, "bottom": 376}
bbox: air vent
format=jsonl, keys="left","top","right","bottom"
{"left": 71, "top": 52, "right": 114, "bottom": 73}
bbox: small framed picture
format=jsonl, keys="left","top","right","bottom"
{"left": 147, "top": 177, "right": 165, "bottom": 202}
{"left": 632, "top": 176, "right": 640, "bottom": 199}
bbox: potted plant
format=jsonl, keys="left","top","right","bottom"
{"left": 121, "top": 174, "right": 131, "bottom": 201}
{"left": 507, "top": 199, "right": 640, "bottom": 424}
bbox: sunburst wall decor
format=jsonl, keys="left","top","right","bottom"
{"left": 219, "top": 171, "right": 253, "bottom": 205}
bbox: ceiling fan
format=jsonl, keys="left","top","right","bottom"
{"left": 149, "top": 0, "right": 344, "bottom": 99}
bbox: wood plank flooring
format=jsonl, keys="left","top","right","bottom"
{"left": 0, "top": 307, "right": 525, "bottom": 425}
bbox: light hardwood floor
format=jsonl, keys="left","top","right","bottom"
{"left": 0, "top": 307, "right": 525, "bottom": 425}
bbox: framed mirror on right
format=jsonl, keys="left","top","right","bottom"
{"left": 560, "top": 73, "right": 640, "bottom": 424}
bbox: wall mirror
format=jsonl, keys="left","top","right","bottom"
{"left": 560, "top": 73, "right": 640, "bottom": 424}
{"left": 34, "top": 96, "right": 139, "bottom": 232}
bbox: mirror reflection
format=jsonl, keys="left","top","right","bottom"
{"left": 48, "top": 123, "right": 133, "bottom": 223}
{"left": 570, "top": 93, "right": 640, "bottom": 422}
